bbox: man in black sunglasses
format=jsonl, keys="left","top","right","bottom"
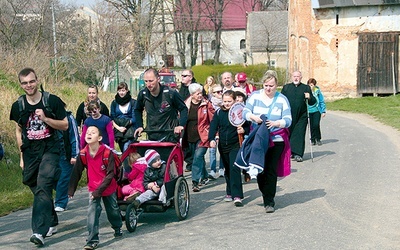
{"left": 179, "top": 69, "right": 195, "bottom": 101}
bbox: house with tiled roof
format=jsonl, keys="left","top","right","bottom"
{"left": 245, "top": 11, "right": 288, "bottom": 68}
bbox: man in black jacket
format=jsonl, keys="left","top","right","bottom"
{"left": 134, "top": 68, "right": 188, "bottom": 142}
{"left": 281, "top": 71, "right": 316, "bottom": 162}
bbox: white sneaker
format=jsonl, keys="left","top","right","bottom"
{"left": 30, "top": 233, "right": 44, "bottom": 246}
{"left": 46, "top": 227, "right": 58, "bottom": 237}
{"left": 208, "top": 170, "right": 217, "bottom": 179}
{"left": 218, "top": 169, "right": 224, "bottom": 177}
{"left": 54, "top": 206, "right": 65, "bottom": 212}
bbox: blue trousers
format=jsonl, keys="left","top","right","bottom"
{"left": 55, "top": 153, "right": 72, "bottom": 209}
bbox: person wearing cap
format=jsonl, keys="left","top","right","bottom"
{"left": 236, "top": 72, "right": 256, "bottom": 96}
{"left": 131, "top": 149, "right": 166, "bottom": 209}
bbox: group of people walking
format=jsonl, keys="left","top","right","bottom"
{"left": 9, "top": 67, "right": 326, "bottom": 249}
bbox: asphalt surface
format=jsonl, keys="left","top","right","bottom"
{"left": 1, "top": 111, "right": 400, "bottom": 250}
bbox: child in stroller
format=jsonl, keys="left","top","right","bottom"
{"left": 131, "top": 149, "right": 166, "bottom": 209}
{"left": 121, "top": 152, "right": 147, "bottom": 202}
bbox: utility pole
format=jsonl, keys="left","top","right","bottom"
{"left": 51, "top": 0, "right": 58, "bottom": 83}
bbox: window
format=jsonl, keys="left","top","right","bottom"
{"left": 240, "top": 39, "right": 246, "bottom": 49}
{"left": 211, "top": 40, "right": 216, "bottom": 50}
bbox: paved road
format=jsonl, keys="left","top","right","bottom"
{"left": 1, "top": 111, "right": 400, "bottom": 250}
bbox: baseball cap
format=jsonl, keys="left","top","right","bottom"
{"left": 237, "top": 72, "right": 247, "bottom": 83}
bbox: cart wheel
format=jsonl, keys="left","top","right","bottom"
{"left": 174, "top": 176, "right": 190, "bottom": 220}
{"left": 125, "top": 203, "right": 138, "bottom": 232}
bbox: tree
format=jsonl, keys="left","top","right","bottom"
{"left": 172, "top": 0, "right": 202, "bottom": 67}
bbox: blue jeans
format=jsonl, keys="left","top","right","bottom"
{"left": 189, "top": 141, "right": 208, "bottom": 183}
{"left": 86, "top": 193, "right": 122, "bottom": 244}
{"left": 55, "top": 153, "right": 72, "bottom": 209}
{"left": 209, "top": 147, "right": 217, "bottom": 172}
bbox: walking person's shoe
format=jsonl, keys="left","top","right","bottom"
{"left": 208, "top": 170, "right": 217, "bottom": 179}
{"left": 199, "top": 178, "right": 209, "bottom": 186}
{"left": 54, "top": 206, "right": 65, "bottom": 212}
{"left": 114, "top": 228, "right": 123, "bottom": 238}
{"left": 46, "top": 226, "right": 58, "bottom": 237}
{"left": 83, "top": 242, "right": 98, "bottom": 250}
{"left": 233, "top": 197, "right": 243, "bottom": 207}
{"left": 312, "top": 141, "right": 316, "bottom": 146}
{"left": 265, "top": 205, "right": 275, "bottom": 213}
{"left": 30, "top": 233, "right": 44, "bottom": 246}
{"left": 294, "top": 155, "right": 303, "bottom": 162}
{"left": 192, "top": 181, "right": 200, "bottom": 192}
{"left": 218, "top": 169, "right": 224, "bottom": 177}
{"left": 317, "top": 140, "right": 322, "bottom": 146}
{"left": 223, "top": 195, "right": 232, "bottom": 202}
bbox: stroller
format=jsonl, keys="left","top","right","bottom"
{"left": 117, "top": 138, "right": 190, "bottom": 232}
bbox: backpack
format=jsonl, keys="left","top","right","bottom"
{"left": 79, "top": 146, "right": 122, "bottom": 182}
{"left": 18, "top": 91, "right": 55, "bottom": 124}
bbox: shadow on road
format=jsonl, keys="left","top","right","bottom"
{"left": 276, "top": 189, "right": 326, "bottom": 210}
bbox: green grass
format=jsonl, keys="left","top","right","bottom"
{"left": 327, "top": 95, "right": 400, "bottom": 131}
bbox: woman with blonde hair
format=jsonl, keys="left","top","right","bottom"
{"left": 203, "top": 76, "right": 217, "bottom": 97}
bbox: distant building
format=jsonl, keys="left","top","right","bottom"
{"left": 289, "top": 1, "right": 400, "bottom": 98}
{"left": 246, "top": 11, "right": 288, "bottom": 68}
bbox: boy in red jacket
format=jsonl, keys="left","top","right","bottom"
{"left": 68, "top": 125, "right": 122, "bottom": 250}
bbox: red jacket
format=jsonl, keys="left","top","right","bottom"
{"left": 68, "top": 144, "right": 117, "bottom": 198}
{"left": 183, "top": 96, "right": 215, "bottom": 148}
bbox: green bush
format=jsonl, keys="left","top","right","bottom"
{"left": 192, "top": 64, "right": 287, "bottom": 86}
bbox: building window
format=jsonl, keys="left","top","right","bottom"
{"left": 211, "top": 40, "right": 216, "bottom": 50}
{"left": 240, "top": 39, "right": 246, "bottom": 49}
{"left": 187, "top": 34, "right": 192, "bottom": 45}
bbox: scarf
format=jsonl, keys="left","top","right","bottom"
{"left": 115, "top": 91, "right": 132, "bottom": 106}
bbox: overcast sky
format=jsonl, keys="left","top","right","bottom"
{"left": 60, "top": 0, "right": 99, "bottom": 7}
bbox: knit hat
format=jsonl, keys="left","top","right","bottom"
{"left": 145, "top": 149, "right": 160, "bottom": 166}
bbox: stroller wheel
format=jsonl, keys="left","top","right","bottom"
{"left": 174, "top": 176, "right": 190, "bottom": 220}
{"left": 125, "top": 203, "right": 138, "bottom": 232}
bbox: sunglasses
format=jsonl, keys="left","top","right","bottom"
{"left": 181, "top": 75, "right": 191, "bottom": 77}
{"left": 213, "top": 90, "right": 223, "bottom": 94}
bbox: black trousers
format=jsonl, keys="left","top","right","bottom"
{"left": 309, "top": 111, "right": 322, "bottom": 142}
{"left": 289, "top": 113, "right": 308, "bottom": 157}
{"left": 257, "top": 142, "right": 284, "bottom": 207}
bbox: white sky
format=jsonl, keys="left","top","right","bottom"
{"left": 60, "top": 0, "right": 99, "bottom": 7}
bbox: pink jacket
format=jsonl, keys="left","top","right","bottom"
{"left": 126, "top": 158, "right": 147, "bottom": 193}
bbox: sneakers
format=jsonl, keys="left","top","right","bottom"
{"left": 233, "top": 197, "right": 243, "bottom": 207}
{"left": 265, "top": 205, "right": 275, "bottom": 213}
{"left": 54, "top": 206, "right": 65, "bottom": 212}
{"left": 114, "top": 228, "right": 123, "bottom": 238}
{"left": 192, "top": 182, "right": 200, "bottom": 192}
{"left": 83, "top": 242, "right": 99, "bottom": 250}
{"left": 30, "top": 233, "right": 44, "bottom": 246}
{"left": 218, "top": 169, "right": 224, "bottom": 177}
{"left": 223, "top": 195, "right": 232, "bottom": 202}
{"left": 208, "top": 170, "right": 217, "bottom": 179}
{"left": 46, "top": 226, "right": 58, "bottom": 237}
{"left": 199, "top": 178, "right": 209, "bottom": 186}
{"left": 294, "top": 155, "right": 303, "bottom": 162}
